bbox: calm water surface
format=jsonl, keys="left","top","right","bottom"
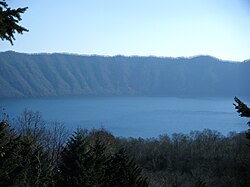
{"left": 0, "top": 96, "right": 249, "bottom": 137}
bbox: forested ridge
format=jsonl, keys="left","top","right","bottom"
{"left": 0, "top": 109, "right": 249, "bottom": 186}
{"left": 0, "top": 51, "right": 250, "bottom": 98}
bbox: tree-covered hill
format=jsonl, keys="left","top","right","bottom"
{"left": 0, "top": 51, "right": 249, "bottom": 97}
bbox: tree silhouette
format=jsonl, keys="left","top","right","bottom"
{"left": 0, "top": 121, "right": 54, "bottom": 186}
{"left": 107, "top": 148, "right": 149, "bottom": 187}
{"left": 57, "top": 129, "right": 149, "bottom": 186}
{"left": 57, "top": 130, "right": 90, "bottom": 186}
{"left": 0, "top": 0, "right": 28, "bottom": 45}
{"left": 234, "top": 97, "right": 250, "bottom": 143}
{"left": 0, "top": 121, "right": 21, "bottom": 186}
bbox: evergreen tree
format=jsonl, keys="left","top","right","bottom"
{"left": 58, "top": 129, "right": 149, "bottom": 186}
{"left": 87, "top": 138, "right": 112, "bottom": 186}
{"left": 57, "top": 130, "right": 91, "bottom": 186}
{"left": 234, "top": 97, "right": 250, "bottom": 143}
{"left": 0, "top": 121, "right": 22, "bottom": 186}
{"left": 107, "top": 148, "right": 149, "bottom": 187}
{"left": 0, "top": 0, "right": 28, "bottom": 45}
{"left": 234, "top": 97, "right": 250, "bottom": 186}
{"left": 0, "top": 121, "right": 54, "bottom": 186}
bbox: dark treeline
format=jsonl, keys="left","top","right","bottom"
{"left": 0, "top": 109, "right": 148, "bottom": 187}
{"left": 0, "top": 109, "right": 250, "bottom": 187}
{"left": 121, "top": 130, "right": 250, "bottom": 186}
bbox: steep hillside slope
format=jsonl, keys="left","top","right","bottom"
{"left": 0, "top": 51, "right": 249, "bottom": 97}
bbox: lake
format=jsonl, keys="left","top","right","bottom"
{"left": 0, "top": 96, "right": 249, "bottom": 138}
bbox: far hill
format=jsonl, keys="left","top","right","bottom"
{"left": 0, "top": 51, "right": 249, "bottom": 98}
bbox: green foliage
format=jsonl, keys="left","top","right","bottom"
{"left": 0, "top": 0, "right": 28, "bottom": 45}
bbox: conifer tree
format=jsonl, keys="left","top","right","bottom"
{"left": 0, "top": 121, "right": 54, "bottom": 186}
{"left": 58, "top": 130, "right": 91, "bottom": 186}
{"left": 58, "top": 129, "right": 149, "bottom": 186}
{"left": 234, "top": 97, "right": 250, "bottom": 143}
{"left": 234, "top": 97, "right": 250, "bottom": 186}
{"left": 0, "top": 121, "right": 22, "bottom": 186}
{"left": 87, "top": 138, "right": 112, "bottom": 186}
{"left": 0, "top": 0, "right": 28, "bottom": 45}
{"left": 107, "top": 148, "right": 149, "bottom": 187}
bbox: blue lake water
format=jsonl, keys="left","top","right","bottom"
{"left": 0, "top": 96, "right": 249, "bottom": 138}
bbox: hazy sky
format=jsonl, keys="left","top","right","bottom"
{"left": 1, "top": 0, "right": 250, "bottom": 61}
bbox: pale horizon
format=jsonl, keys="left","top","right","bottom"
{"left": 1, "top": 0, "right": 250, "bottom": 61}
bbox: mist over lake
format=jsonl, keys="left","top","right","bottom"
{"left": 1, "top": 96, "right": 248, "bottom": 137}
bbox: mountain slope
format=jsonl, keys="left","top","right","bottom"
{"left": 0, "top": 51, "right": 249, "bottom": 97}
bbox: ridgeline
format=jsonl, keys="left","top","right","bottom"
{"left": 0, "top": 51, "right": 249, "bottom": 97}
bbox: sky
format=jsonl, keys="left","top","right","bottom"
{"left": 1, "top": 0, "right": 250, "bottom": 61}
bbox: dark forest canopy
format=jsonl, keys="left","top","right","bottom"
{"left": 0, "top": 109, "right": 250, "bottom": 186}
{"left": 0, "top": 51, "right": 250, "bottom": 98}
